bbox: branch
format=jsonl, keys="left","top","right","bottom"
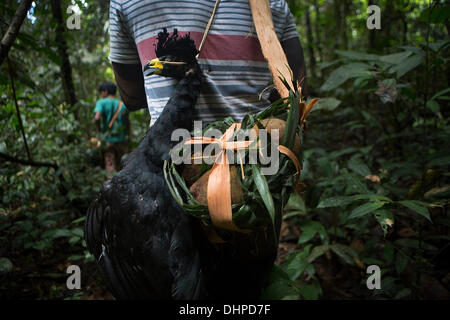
{"left": 0, "top": 151, "right": 58, "bottom": 169}
{"left": 8, "top": 57, "right": 32, "bottom": 161}
{"left": 0, "top": 0, "right": 33, "bottom": 66}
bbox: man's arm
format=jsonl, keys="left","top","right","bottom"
{"left": 125, "top": 113, "right": 131, "bottom": 137}
{"left": 112, "top": 62, "right": 148, "bottom": 111}
{"left": 94, "top": 111, "right": 101, "bottom": 133}
{"left": 282, "top": 37, "right": 307, "bottom": 95}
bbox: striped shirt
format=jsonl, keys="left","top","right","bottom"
{"left": 109, "top": 0, "right": 299, "bottom": 126}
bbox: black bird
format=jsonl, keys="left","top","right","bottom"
{"left": 85, "top": 29, "right": 281, "bottom": 299}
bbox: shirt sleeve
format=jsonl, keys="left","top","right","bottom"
{"left": 120, "top": 104, "right": 128, "bottom": 115}
{"left": 109, "top": 1, "right": 141, "bottom": 64}
{"left": 280, "top": 0, "right": 300, "bottom": 42}
{"left": 94, "top": 100, "right": 103, "bottom": 114}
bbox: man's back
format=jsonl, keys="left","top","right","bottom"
{"left": 94, "top": 97, "right": 127, "bottom": 142}
{"left": 109, "top": 0, "right": 300, "bottom": 125}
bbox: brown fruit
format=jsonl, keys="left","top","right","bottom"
{"left": 260, "top": 118, "right": 301, "bottom": 155}
{"left": 182, "top": 151, "right": 207, "bottom": 187}
{"left": 189, "top": 166, "right": 243, "bottom": 206}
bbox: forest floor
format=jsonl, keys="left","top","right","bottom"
{"left": 0, "top": 220, "right": 371, "bottom": 300}
{"left": 1, "top": 203, "right": 449, "bottom": 300}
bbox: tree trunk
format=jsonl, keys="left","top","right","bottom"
{"left": 334, "top": 1, "right": 342, "bottom": 50}
{"left": 305, "top": 7, "right": 316, "bottom": 79}
{"left": 0, "top": 0, "right": 33, "bottom": 66}
{"left": 50, "top": 0, "right": 78, "bottom": 116}
{"left": 368, "top": 0, "right": 376, "bottom": 51}
{"left": 313, "top": 0, "right": 323, "bottom": 63}
{"left": 342, "top": 0, "right": 350, "bottom": 49}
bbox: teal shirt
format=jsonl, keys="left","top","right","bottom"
{"left": 94, "top": 98, "right": 128, "bottom": 143}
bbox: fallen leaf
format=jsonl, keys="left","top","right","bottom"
{"left": 365, "top": 174, "right": 381, "bottom": 183}
{"left": 385, "top": 218, "right": 394, "bottom": 227}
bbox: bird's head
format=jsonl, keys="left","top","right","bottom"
{"left": 143, "top": 28, "right": 200, "bottom": 79}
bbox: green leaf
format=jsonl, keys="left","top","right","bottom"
{"left": 285, "top": 244, "right": 312, "bottom": 280}
{"left": 353, "top": 194, "right": 393, "bottom": 203}
{"left": 390, "top": 54, "right": 424, "bottom": 78}
{"left": 283, "top": 192, "right": 306, "bottom": 219}
{"left": 298, "top": 283, "right": 321, "bottom": 300}
{"left": 307, "top": 245, "right": 330, "bottom": 263}
{"left": 71, "top": 228, "right": 84, "bottom": 237}
{"left": 297, "top": 221, "right": 327, "bottom": 245}
{"left": 71, "top": 217, "right": 86, "bottom": 225}
{"left": 430, "top": 87, "right": 450, "bottom": 101}
{"left": 419, "top": 5, "right": 450, "bottom": 23}
{"left": 330, "top": 244, "right": 357, "bottom": 265}
{"left": 281, "top": 90, "right": 300, "bottom": 152}
{"left": 69, "top": 236, "right": 81, "bottom": 245}
{"left": 426, "top": 40, "right": 450, "bottom": 52}
{"left": 298, "top": 223, "right": 318, "bottom": 244}
{"left": 348, "top": 158, "right": 371, "bottom": 177}
{"left": 397, "top": 200, "right": 431, "bottom": 221}
{"left": 0, "top": 257, "right": 13, "bottom": 274}
{"left": 251, "top": 164, "right": 276, "bottom": 241}
{"left": 335, "top": 50, "right": 379, "bottom": 61}
{"left": 262, "top": 265, "right": 299, "bottom": 300}
{"left": 345, "top": 174, "right": 370, "bottom": 194}
{"left": 395, "top": 288, "right": 412, "bottom": 299}
{"left": 32, "top": 240, "right": 52, "bottom": 250}
{"left": 317, "top": 196, "right": 354, "bottom": 208}
{"left": 374, "top": 209, "right": 394, "bottom": 236}
{"left": 320, "top": 63, "right": 373, "bottom": 91}
{"left": 348, "top": 201, "right": 387, "bottom": 219}
{"left": 41, "top": 228, "right": 72, "bottom": 239}
{"left": 395, "top": 252, "right": 409, "bottom": 274}
{"left": 379, "top": 51, "right": 412, "bottom": 65}
{"left": 426, "top": 100, "right": 440, "bottom": 113}
{"left": 312, "top": 97, "right": 342, "bottom": 112}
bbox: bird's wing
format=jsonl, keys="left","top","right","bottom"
{"left": 168, "top": 214, "right": 208, "bottom": 299}
{"left": 85, "top": 192, "right": 106, "bottom": 259}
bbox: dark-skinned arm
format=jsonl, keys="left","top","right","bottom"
{"left": 112, "top": 62, "right": 148, "bottom": 111}
{"left": 94, "top": 111, "right": 101, "bottom": 133}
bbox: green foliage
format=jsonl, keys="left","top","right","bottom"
{"left": 265, "top": 2, "right": 449, "bottom": 300}
{"left": 0, "top": 0, "right": 149, "bottom": 299}
{"left": 0, "top": 0, "right": 448, "bottom": 300}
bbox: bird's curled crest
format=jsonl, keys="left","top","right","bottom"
{"left": 154, "top": 28, "right": 199, "bottom": 63}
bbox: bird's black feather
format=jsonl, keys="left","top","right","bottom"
{"left": 155, "top": 28, "right": 199, "bottom": 64}
{"left": 85, "top": 29, "right": 279, "bottom": 300}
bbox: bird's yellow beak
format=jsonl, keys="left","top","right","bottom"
{"left": 144, "top": 58, "right": 164, "bottom": 75}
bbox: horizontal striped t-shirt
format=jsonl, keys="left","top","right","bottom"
{"left": 109, "top": 0, "right": 299, "bottom": 126}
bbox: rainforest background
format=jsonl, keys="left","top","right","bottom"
{"left": 0, "top": 0, "right": 449, "bottom": 300}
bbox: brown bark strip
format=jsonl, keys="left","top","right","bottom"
{"left": 0, "top": 0, "right": 33, "bottom": 66}
{"left": 249, "top": 0, "right": 293, "bottom": 98}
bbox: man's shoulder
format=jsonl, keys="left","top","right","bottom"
{"left": 97, "top": 98, "right": 119, "bottom": 109}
